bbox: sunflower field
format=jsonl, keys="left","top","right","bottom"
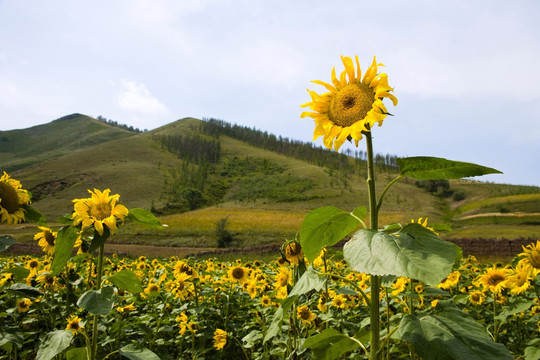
{"left": 0, "top": 240, "right": 539, "bottom": 360}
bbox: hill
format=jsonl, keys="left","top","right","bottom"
{"left": 1, "top": 114, "right": 540, "bottom": 255}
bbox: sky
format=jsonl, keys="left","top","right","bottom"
{"left": 1, "top": 0, "right": 540, "bottom": 186}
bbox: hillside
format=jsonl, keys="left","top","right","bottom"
{"left": 1, "top": 114, "right": 540, "bottom": 253}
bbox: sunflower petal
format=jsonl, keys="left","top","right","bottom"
{"left": 341, "top": 56, "right": 355, "bottom": 83}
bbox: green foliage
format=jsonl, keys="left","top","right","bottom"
{"left": 0, "top": 235, "right": 15, "bottom": 252}
{"left": 119, "top": 344, "right": 161, "bottom": 360}
{"left": 303, "top": 329, "right": 361, "bottom": 359}
{"left": 300, "top": 206, "right": 365, "bottom": 263}
{"left": 127, "top": 208, "right": 162, "bottom": 229}
{"left": 106, "top": 270, "right": 143, "bottom": 294}
{"left": 76, "top": 286, "right": 116, "bottom": 316}
{"left": 343, "top": 224, "right": 458, "bottom": 286}
{"left": 215, "top": 217, "right": 235, "bottom": 248}
{"left": 397, "top": 156, "right": 503, "bottom": 180}
{"left": 228, "top": 174, "right": 315, "bottom": 202}
{"left": 36, "top": 330, "right": 73, "bottom": 360}
{"left": 51, "top": 226, "right": 80, "bottom": 276}
{"left": 398, "top": 301, "right": 513, "bottom": 360}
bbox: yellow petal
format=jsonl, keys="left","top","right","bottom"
{"left": 341, "top": 56, "right": 355, "bottom": 83}
{"left": 311, "top": 80, "right": 337, "bottom": 93}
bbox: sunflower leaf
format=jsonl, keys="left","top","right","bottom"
{"left": 36, "top": 330, "right": 73, "bottom": 360}
{"left": 398, "top": 301, "right": 512, "bottom": 360}
{"left": 23, "top": 205, "right": 47, "bottom": 226}
{"left": 119, "top": 344, "right": 161, "bottom": 360}
{"left": 107, "top": 270, "right": 143, "bottom": 294}
{"left": 51, "top": 226, "right": 80, "bottom": 276}
{"left": 127, "top": 208, "right": 162, "bottom": 229}
{"left": 89, "top": 227, "right": 110, "bottom": 253}
{"left": 77, "top": 286, "right": 116, "bottom": 316}
{"left": 303, "top": 328, "right": 360, "bottom": 360}
{"left": 0, "top": 235, "right": 15, "bottom": 252}
{"left": 397, "top": 156, "right": 502, "bottom": 180}
{"left": 343, "top": 223, "right": 457, "bottom": 286}
{"left": 300, "top": 206, "right": 361, "bottom": 263}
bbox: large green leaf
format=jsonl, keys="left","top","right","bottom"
{"left": 76, "top": 286, "right": 116, "bottom": 316}
{"left": 303, "top": 328, "right": 360, "bottom": 360}
{"left": 0, "top": 235, "right": 15, "bottom": 252}
{"left": 2, "top": 266, "right": 30, "bottom": 282}
{"left": 398, "top": 302, "right": 512, "bottom": 360}
{"left": 397, "top": 156, "right": 502, "bottom": 180}
{"left": 300, "top": 206, "right": 363, "bottom": 263}
{"left": 0, "top": 327, "right": 24, "bottom": 350}
{"left": 36, "top": 330, "right": 73, "bottom": 360}
{"left": 127, "top": 208, "right": 162, "bottom": 229}
{"left": 8, "top": 283, "right": 43, "bottom": 298}
{"left": 65, "top": 347, "right": 88, "bottom": 360}
{"left": 88, "top": 227, "right": 110, "bottom": 253}
{"left": 51, "top": 226, "right": 79, "bottom": 276}
{"left": 343, "top": 223, "right": 456, "bottom": 286}
{"left": 107, "top": 270, "right": 143, "bottom": 294}
{"left": 119, "top": 344, "right": 161, "bottom": 360}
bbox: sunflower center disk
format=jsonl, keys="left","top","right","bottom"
{"left": 90, "top": 202, "right": 112, "bottom": 221}
{"left": 44, "top": 230, "right": 55, "bottom": 246}
{"left": 530, "top": 251, "right": 540, "bottom": 268}
{"left": 488, "top": 275, "right": 505, "bottom": 286}
{"left": 329, "top": 83, "right": 375, "bottom": 127}
{"left": 0, "top": 182, "right": 20, "bottom": 213}
{"left": 232, "top": 268, "right": 245, "bottom": 280}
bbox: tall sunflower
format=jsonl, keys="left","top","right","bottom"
{"left": 72, "top": 189, "right": 128, "bottom": 235}
{"left": 518, "top": 240, "right": 540, "bottom": 276}
{"left": 301, "top": 56, "right": 398, "bottom": 151}
{"left": 0, "top": 172, "right": 31, "bottom": 224}
{"left": 478, "top": 266, "right": 510, "bottom": 294}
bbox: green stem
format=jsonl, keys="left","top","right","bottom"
{"left": 493, "top": 293, "right": 498, "bottom": 342}
{"left": 90, "top": 243, "right": 105, "bottom": 360}
{"left": 376, "top": 175, "right": 403, "bottom": 214}
{"left": 365, "top": 130, "right": 381, "bottom": 360}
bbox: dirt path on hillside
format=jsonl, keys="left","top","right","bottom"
{"left": 456, "top": 212, "right": 540, "bottom": 220}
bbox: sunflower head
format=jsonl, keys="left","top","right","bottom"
{"left": 297, "top": 305, "right": 316, "bottom": 325}
{"left": 71, "top": 188, "right": 128, "bottom": 236}
{"left": 34, "top": 226, "right": 57, "bottom": 255}
{"left": 282, "top": 240, "right": 304, "bottom": 265}
{"left": 228, "top": 266, "right": 248, "bottom": 283}
{"left": 518, "top": 240, "right": 540, "bottom": 276}
{"left": 0, "top": 172, "right": 31, "bottom": 224}
{"left": 468, "top": 290, "right": 486, "bottom": 306}
{"left": 301, "top": 56, "right": 398, "bottom": 151}
{"left": 66, "top": 316, "right": 84, "bottom": 335}
{"left": 213, "top": 329, "right": 227, "bottom": 351}
{"left": 478, "top": 266, "right": 510, "bottom": 294}
{"left": 17, "top": 298, "right": 32, "bottom": 313}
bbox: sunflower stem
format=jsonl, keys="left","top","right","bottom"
{"left": 90, "top": 242, "right": 105, "bottom": 360}
{"left": 365, "top": 130, "right": 381, "bottom": 360}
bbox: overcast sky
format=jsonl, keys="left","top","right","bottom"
{"left": 1, "top": 1, "right": 540, "bottom": 186}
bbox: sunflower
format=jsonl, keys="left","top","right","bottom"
{"left": 17, "top": 298, "right": 32, "bottom": 313}
{"left": 411, "top": 217, "right": 438, "bottom": 235}
{"left": 478, "top": 266, "right": 510, "bottom": 294}
{"left": 437, "top": 271, "right": 461, "bottom": 290}
{"left": 507, "top": 268, "right": 531, "bottom": 295}
{"left": 143, "top": 283, "right": 160, "bottom": 295}
{"left": 116, "top": 302, "right": 136, "bottom": 313}
{"left": 34, "top": 226, "right": 58, "bottom": 255}
{"left": 72, "top": 188, "right": 128, "bottom": 236}
{"left": 301, "top": 56, "right": 397, "bottom": 151}
{"left": 0, "top": 172, "right": 31, "bottom": 224}
{"left": 228, "top": 266, "right": 248, "bottom": 283}
{"left": 274, "top": 267, "right": 290, "bottom": 288}
{"left": 468, "top": 290, "right": 486, "bottom": 306}
{"left": 283, "top": 241, "right": 304, "bottom": 265}
{"left": 332, "top": 294, "right": 348, "bottom": 309}
{"left": 518, "top": 240, "right": 540, "bottom": 276}
{"left": 261, "top": 295, "right": 272, "bottom": 307}
{"left": 297, "top": 305, "right": 316, "bottom": 325}
{"left": 391, "top": 277, "right": 408, "bottom": 296}
{"left": 173, "top": 261, "right": 198, "bottom": 281}
{"left": 66, "top": 316, "right": 84, "bottom": 335}
{"left": 213, "top": 329, "right": 227, "bottom": 351}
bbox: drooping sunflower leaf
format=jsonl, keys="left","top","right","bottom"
{"left": 303, "top": 328, "right": 360, "bottom": 360}
{"left": 0, "top": 327, "right": 24, "bottom": 350}
{"left": 22, "top": 205, "right": 47, "bottom": 226}
{"left": 119, "top": 344, "right": 162, "bottom": 360}
{"left": 0, "top": 235, "right": 15, "bottom": 252}
{"left": 107, "top": 270, "right": 143, "bottom": 294}
{"left": 36, "top": 330, "right": 73, "bottom": 360}
{"left": 396, "top": 156, "right": 502, "bottom": 180}
{"left": 65, "top": 347, "right": 88, "bottom": 360}
{"left": 398, "top": 301, "right": 512, "bottom": 360}
{"left": 127, "top": 208, "right": 162, "bottom": 229}
{"left": 76, "top": 286, "right": 116, "bottom": 316}
{"left": 8, "top": 283, "right": 43, "bottom": 298}
{"left": 343, "top": 223, "right": 456, "bottom": 286}
{"left": 300, "top": 206, "right": 362, "bottom": 263}
{"left": 51, "top": 226, "right": 80, "bottom": 276}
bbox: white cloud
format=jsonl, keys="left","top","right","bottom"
{"left": 116, "top": 80, "right": 168, "bottom": 115}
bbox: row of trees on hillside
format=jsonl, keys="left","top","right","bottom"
{"left": 200, "top": 117, "right": 399, "bottom": 174}
{"left": 96, "top": 115, "right": 147, "bottom": 133}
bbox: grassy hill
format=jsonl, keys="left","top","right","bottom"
{"left": 1, "top": 114, "right": 540, "bottom": 253}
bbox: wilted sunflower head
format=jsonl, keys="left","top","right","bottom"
{"left": 213, "top": 328, "right": 227, "bottom": 350}
{"left": 301, "top": 56, "right": 398, "bottom": 151}
{"left": 283, "top": 240, "right": 304, "bottom": 265}
{"left": 71, "top": 188, "right": 128, "bottom": 236}
{"left": 0, "top": 172, "right": 31, "bottom": 224}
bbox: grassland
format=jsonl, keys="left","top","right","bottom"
{"left": 1, "top": 114, "right": 540, "bottom": 257}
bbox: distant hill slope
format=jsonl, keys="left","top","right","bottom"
{"left": 1, "top": 114, "right": 539, "bottom": 249}
{"left": 0, "top": 113, "right": 136, "bottom": 172}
